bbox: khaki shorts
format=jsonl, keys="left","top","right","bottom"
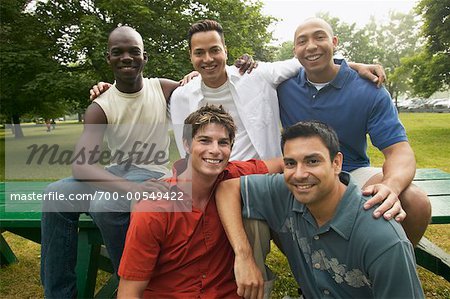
{"left": 349, "top": 167, "right": 382, "bottom": 188}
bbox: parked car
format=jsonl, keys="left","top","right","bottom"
{"left": 433, "top": 99, "right": 450, "bottom": 113}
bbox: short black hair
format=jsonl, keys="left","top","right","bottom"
{"left": 281, "top": 121, "right": 340, "bottom": 160}
{"left": 188, "top": 19, "right": 225, "bottom": 50}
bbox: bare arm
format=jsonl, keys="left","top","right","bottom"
{"left": 71, "top": 103, "right": 143, "bottom": 193}
{"left": 347, "top": 62, "right": 386, "bottom": 88}
{"left": 216, "top": 178, "right": 264, "bottom": 299}
{"left": 262, "top": 157, "right": 284, "bottom": 174}
{"left": 363, "top": 141, "right": 415, "bottom": 221}
{"left": 117, "top": 278, "right": 149, "bottom": 299}
{"left": 158, "top": 78, "right": 180, "bottom": 104}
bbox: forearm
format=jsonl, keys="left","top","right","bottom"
{"left": 117, "top": 278, "right": 148, "bottom": 299}
{"left": 72, "top": 163, "right": 141, "bottom": 193}
{"left": 216, "top": 179, "right": 253, "bottom": 258}
{"left": 381, "top": 142, "right": 416, "bottom": 196}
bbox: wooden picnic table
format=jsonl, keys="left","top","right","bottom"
{"left": 0, "top": 168, "right": 449, "bottom": 298}
{"left": 411, "top": 168, "right": 450, "bottom": 281}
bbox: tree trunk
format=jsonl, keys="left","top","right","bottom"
{"left": 12, "top": 114, "right": 24, "bottom": 138}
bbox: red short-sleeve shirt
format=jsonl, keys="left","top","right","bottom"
{"left": 118, "top": 159, "right": 268, "bottom": 298}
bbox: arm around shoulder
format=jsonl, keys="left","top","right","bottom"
{"left": 158, "top": 78, "right": 180, "bottom": 104}
{"left": 216, "top": 178, "right": 264, "bottom": 298}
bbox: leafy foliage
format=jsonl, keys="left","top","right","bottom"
{"left": 0, "top": 0, "right": 275, "bottom": 136}
{"left": 402, "top": 0, "right": 450, "bottom": 97}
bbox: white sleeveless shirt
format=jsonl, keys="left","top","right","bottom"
{"left": 94, "top": 78, "right": 170, "bottom": 175}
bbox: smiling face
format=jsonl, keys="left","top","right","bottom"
{"left": 293, "top": 18, "right": 338, "bottom": 83}
{"left": 283, "top": 136, "right": 342, "bottom": 207}
{"left": 107, "top": 27, "right": 147, "bottom": 92}
{"left": 184, "top": 123, "right": 232, "bottom": 179}
{"left": 190, "top": 30, "right": 228, "bottom": 88}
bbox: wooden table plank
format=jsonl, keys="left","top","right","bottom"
{"left": 412, "top": 180, "right": 450, "bottom": 196}
{"left": 414, "top": 168, "right": 450, "bottom": 181}
{"left": 429, "top": 195, "right": 450, "bottom": 224}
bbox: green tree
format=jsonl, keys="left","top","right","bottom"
{"left": 0, "top": 0, "right": 94, "bottom": 137}
{"left": 0, "top": 0, "right": 276, "bottom": 137}
{"left": 275, "top": 41, "right": 294, "bottom": 61}
{"left": 373, "top": 11, "right": 422, "bottom": 103}
{"left": 399, "top": 0, "right": 449, "bottom": 97}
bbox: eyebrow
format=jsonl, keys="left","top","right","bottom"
{"left": 296, "top": 29, "right": 328, "bottom": 39}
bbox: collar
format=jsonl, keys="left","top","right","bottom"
{"left": 291, "top": 172, "right": 361, "bottom": 240}
{"left": 328, "top": 172, "right": 361, "bottom": 240}
{"left": 297, "top": 59, "right": 351, "bottom": 90}
{"left": 187, "top": 66, "right": 238, "bottom": 103}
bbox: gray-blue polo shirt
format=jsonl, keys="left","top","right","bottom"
{"left": 241, "top": 172, "right": 424, "bottom": 298}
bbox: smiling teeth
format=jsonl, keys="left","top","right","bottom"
{"left": 296, "top": 184, "right": 313, "bottom": 190}
{"left": 203, "top": 66, "right": 215, "bottom": 70}
{"left": 205, "top": 158, "right": 221, "bottom": 164}
{"left": 306, "top": 55, "right": 320, "bottom": 61}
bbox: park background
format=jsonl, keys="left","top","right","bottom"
{"left": 1, "top": 0, "right": 449, "bottom": 297}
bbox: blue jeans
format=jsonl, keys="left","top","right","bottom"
{"left": 40, "top": 165, "right": 164, "bottom": 299}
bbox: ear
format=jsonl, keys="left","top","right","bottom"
{"left": 332, "top": 36, "right": 339, "bottom": 51}
{"left": 333, "top": 152, "right": 343, "bottom": 175}
{"left": 183, "top": 138, "right": 191, "bottom": 155}
{"left": 143, "top": 51, "right": 148, "bottom": 63}
{"left": 106, "top": 52, "right": 111, "bottom": 65}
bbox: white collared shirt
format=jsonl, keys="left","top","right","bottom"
{"left": 170, "top": 58, "right": 300, "bottom": 161}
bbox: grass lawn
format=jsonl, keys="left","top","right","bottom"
{"left": 1, "top": 113, "right": 449, "bottom": 298}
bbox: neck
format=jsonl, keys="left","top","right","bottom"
{"left": 115, "top": 76, "right": 144, "bottom": 93}
{"left": 306, "top": 63, "right": 339, "bottom": 84}
{"left": 178, "top": 165, "right": 218, "bottom": 211}
{"left": 307, "top": 180, "right": 346, "bottom": 227}
{"left": 203, "top": 72, "right": 228, "bottom": 88}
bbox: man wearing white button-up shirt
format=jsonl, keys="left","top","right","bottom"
{"left": 170, "top": 20, "right": 300, "bottom": 161}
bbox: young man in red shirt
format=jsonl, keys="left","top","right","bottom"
{"left": 117, "top": 104, "right": 283, "bottom": 298}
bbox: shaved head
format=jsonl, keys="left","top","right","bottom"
{"left": 108, "top": 26, "right": 144, "bottom": 50}
{"left": 294, "top": 17, "right": 334, "bottom": 41}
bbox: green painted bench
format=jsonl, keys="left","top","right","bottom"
{"left": 412, "top": 169, "right": 450, "bottom": 281}
{"left": 0, "top": 182, "right": 118, "bottom": 298}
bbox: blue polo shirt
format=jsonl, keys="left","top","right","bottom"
{"left": 277, "top": 60, "right": 407, "bottom": 171}
{"left": 241, "top": 172, "right": 424, "bottom": 298}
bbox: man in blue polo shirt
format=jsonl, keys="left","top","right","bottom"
{"left": 277, "top": 17, "right": 430, "bottom": 246}
{"left": 216, "top": 121, "right": 424, "bottom": 299}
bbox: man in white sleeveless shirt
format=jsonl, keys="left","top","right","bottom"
{"left": 40, "top": 26, "right": 179, "bottom": 298}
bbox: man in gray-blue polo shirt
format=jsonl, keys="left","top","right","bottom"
{"left": 216, "top": 121, "right": 424, "bottom": 299}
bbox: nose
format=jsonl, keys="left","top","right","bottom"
{"left": 208, "top": 141, "right": 220, "bottom": 155}
{"left": 121, "top": 52, "right": 133, "bottom": 63}
{"left": 305, "top": 40, "right": 317, "bottom": 52}
{"left": 293, "top": 164, "right": 309, "bottom": 180}
{"left": 203, "top": 52, "right": 213, "bottom": 63}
